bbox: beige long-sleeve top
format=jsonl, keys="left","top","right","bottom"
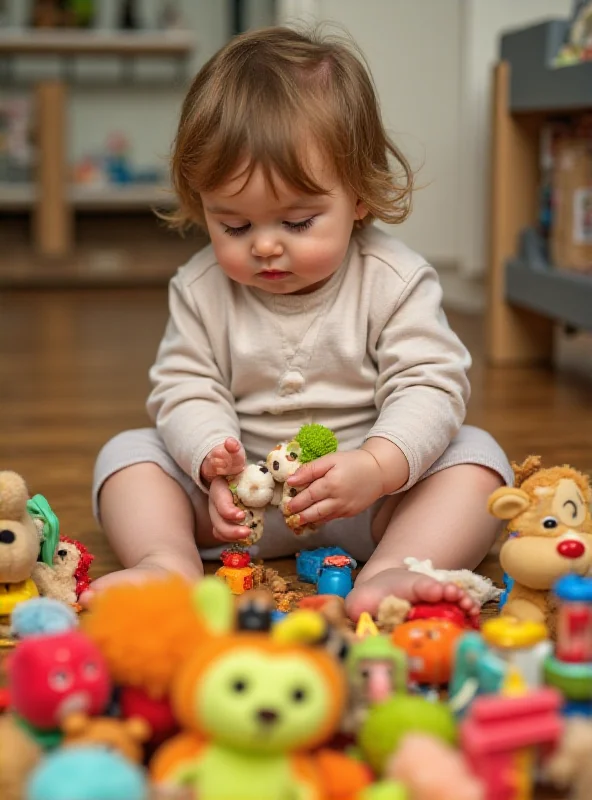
{"left": 147, "top": 225, "right": 471, "bottom": 493}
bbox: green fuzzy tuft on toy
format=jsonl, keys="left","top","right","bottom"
{"left": 358, "top": 695, "right": 458, "bottom": 776}
{"left": 293, "top": 424, "right": 338, "bottom": 464}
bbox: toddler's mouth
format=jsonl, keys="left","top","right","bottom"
{"left": 259, "top": 270, "right": 290, "bottom": 281}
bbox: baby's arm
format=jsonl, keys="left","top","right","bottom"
{"left": 147, "top": 272, "right": 242, "bottom": 491}
{"left": 147, "top": 274, "right": 254, "bottom": 541}
{"left": 366, "top": 262, "right": 471, "bottom": 492}
{"left": 287, "top": 264, "right": 470, "bottom": 526}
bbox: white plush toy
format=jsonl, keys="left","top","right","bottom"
{"left": 226, "top": 463, "right": 276, "bottom": 546}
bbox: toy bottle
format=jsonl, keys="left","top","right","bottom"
{"left": 316, "top": 556, "right": 353, "bottom": 598}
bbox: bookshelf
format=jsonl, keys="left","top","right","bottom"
{"left": 0, "top": 28, "right": 195, "bottom": 261}
{"left": 488, "top": 20, "right": 592, "bottom": 366}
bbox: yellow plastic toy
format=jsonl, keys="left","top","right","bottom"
{"left": 0, "top": 579, "right": 39, "bottom": 617}
{"left": 215, "top": 548, "right": 254, "bottom": 595}
{"left": 356, "top": 612, "right": 379, "bottom": 638}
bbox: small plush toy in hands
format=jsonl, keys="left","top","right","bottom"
{"left": 267, "top": 424, "right": 338, "bottom": 536}
{"left": 226, "top": 463, "right": 276, "bottom": 546}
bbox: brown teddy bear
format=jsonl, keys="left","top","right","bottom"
{"left": 62, "top": 712, "right": 151, "bottom": 763}
{"left": 0, "top": 471, "right": 42, "bottom": 638}
{"left": 488, "top": 456, "right": 592, "bottom": 636}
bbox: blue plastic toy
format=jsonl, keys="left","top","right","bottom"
{"left": 26, "top": 746, "right": 148, "bottom": 800}
{"left": 11, "top": 598, "right": 78, "bottom": 639}
{"left": 296, "top": 547, "right": 355, "bottom": 584}
{"left": 448, "top": 632, "right": 506, "bottom": 717}
{"left": 316, "top": 555, "right": 355, "bottom": 599}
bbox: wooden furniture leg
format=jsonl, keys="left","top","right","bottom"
{"left": 34, "top": 79, "right": 72, "bottom": 257}
{"left": 486, "top": 62, "right": 554, "bottom": 366}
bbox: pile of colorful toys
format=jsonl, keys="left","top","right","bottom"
{"left": 1, "top": 454, "right": 592, "bottom": 799}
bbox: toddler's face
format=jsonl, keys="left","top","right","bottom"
{"left": 201, "top": 148, "right": 366, "bottom": 295}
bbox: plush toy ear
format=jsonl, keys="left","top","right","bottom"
{"left": 125, "top": 716, "right": 151, "bottom": 743}
{"left": 488, "top": 488, "right": 531, "bottom": 520}
{"left": 192, "top": 576, "right": 234, "bottom": 635}
{"left": 62, "top": 711, "right": 89, "bottom": 736}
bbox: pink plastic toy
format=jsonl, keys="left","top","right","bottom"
{"left": 7, "top": 631, "right": 111, "bottom": 729}
{"left": 460, "top": 687, "right": 563, "bottom": 800}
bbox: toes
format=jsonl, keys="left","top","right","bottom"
{"left": 415, "top": 577, "right": 444, "bottom": 603}
{"left": 79, "top": 589, "right": 94, "bottom": 609}
{"left": 443, "top": 583, "right": 462, "bottom": 602}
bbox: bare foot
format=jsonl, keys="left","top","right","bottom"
{"left": 80, "top": 555, "right": 203, "bottom": 608}
{"left": 345, "top": 567, "right": 480, "bottom": 621}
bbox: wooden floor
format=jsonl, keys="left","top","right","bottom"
{"left": 0, "top": 287, "right": 589, "bottom": 798}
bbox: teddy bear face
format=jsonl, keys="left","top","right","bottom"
{"left": 498, "top": 478, "right": 592, "bottom": 590}
{"left": 52, "top": 541, "right": 81, "bottom": 577}
{"left": 0, "top": 471, "right": 41, "bottom": 584}
{"left": 229, "top": 464, "right": 275, "bottom": 509}
{"left": 180, "top": 645, "right": 338, "bottom": 754}
{"left": 266, "top": 442, "right": 301, "bottom": 482}
{"left": 0, "top": 517, "right": 40, "bottom": 584}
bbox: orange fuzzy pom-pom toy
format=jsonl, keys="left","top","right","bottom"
{"left": 83, "top": 576, "right": 205, "bottom": 699}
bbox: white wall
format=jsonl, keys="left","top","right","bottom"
{"left": 316, "top": 0, "right": 463, "bottom": 265}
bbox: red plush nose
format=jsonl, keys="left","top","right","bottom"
{"left": 557, "top": 539, "right": 586, "bottom": 559}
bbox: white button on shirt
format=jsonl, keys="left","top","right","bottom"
{"left": 279, "top": 370, "right": 305, "bottom": 395}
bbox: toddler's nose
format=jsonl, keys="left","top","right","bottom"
{"left": 252, "top": 236, "right": 283, "bottom": 258}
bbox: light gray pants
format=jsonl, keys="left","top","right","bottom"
{"left": 93, "top": 425, "right": 513, "bottom": 563}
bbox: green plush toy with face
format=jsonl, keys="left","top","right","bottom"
{"left": 150, "top": 580, "right": 406, "bottom": 800}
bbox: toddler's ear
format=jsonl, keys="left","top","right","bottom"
{"left": 355, "top": 199, "right": 369, "bottom": 221}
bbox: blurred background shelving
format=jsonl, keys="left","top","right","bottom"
{"left": 0, "top": 0, "right": 277, "bottom": 286}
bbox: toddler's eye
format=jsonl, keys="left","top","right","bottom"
{"left": 283, "top": 217, "right": 316, "bottom": 233}
{"left": 223, "top": 223, "right": 251, "bottom": 236}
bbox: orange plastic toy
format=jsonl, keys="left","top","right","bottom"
{"left": 392, "top": 618, "right": 464, "bottom": 686}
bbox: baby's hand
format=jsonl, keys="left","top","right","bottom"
{"left": 201, "top": 437, "right": 246, "bottom": 483}
{"left": 285, "top": 450, "right": 384, "bottom": 527}
{"left": 208, "top": 477, "right": 253, "bottom": 542}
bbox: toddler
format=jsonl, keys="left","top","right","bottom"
{"left": 92, "top": 27, "right": 513, "bottom": 619}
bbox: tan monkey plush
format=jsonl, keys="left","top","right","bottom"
{"left": 62, "top": 712, "right": 151, "bottom": 763}
{"left": 488, "top": 456, "right": 592, "bottom": 636}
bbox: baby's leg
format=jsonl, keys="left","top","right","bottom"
{"left": 87, "top": 429, "right": 215, "bottom": 601}
{"left": 93, "top": 463, "right": 205, "bottom": 592}
{"left": 346, "top": 464, "right": 504, "bottom": 620}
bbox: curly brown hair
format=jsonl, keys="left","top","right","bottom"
{"left": 164, "top": 26, "right": 413, "bottom": 232}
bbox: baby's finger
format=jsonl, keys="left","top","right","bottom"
{"left": 210, "top": 506, "right": 251, "bottom": 542}
{"left": 224, "top": 437, "right": 242, "bottom": 454}
{"left": 288, "top": 455, "right": 334, "bottom": 487}
{"left": 210, "top": 477, "right": 245, "bottom": 521}
{"left": 287, "top": 477, "right": 330, "bottom": 515}
{"left": 290, "top": 498, "right": 337, "bottom": 527}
